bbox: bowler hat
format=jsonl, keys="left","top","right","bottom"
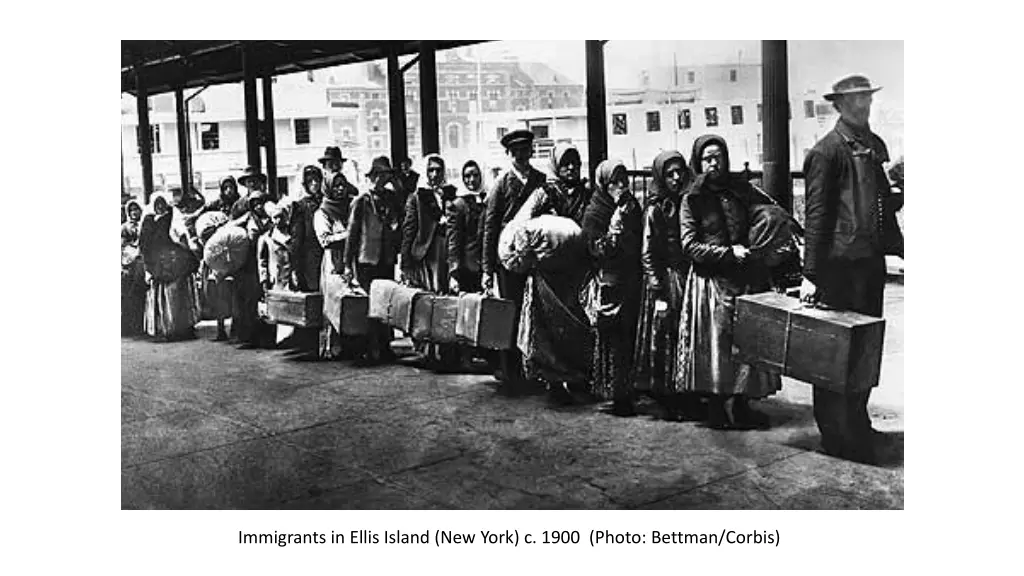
{"left": 319, "top": 146, "right": 346, "bottom": 165}
{"left": 500, "top": 129, "right": 534, "bottom": 150}
{"left": 366, "top": 156, "right": 394, "bottom": 178}
{"left": 237, "top": 166, "right": 267, "bottom": 187}
{"left": 823, "top": 74, "right": 882, "bottom": 101}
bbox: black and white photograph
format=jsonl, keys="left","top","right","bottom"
{"left": 120, "top": 39, "right": 904, "bottom": 511}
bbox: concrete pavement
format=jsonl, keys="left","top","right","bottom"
{"left": 121, "top": 281, "right": 903, "bottom": 509}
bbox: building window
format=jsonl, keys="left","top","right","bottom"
{"left": 612, "top": 113, "right": 628, "bottom": 135}
{"left": 447, "top": 124, "right": 460, "bottom": 149}
{"left": 468, "top": 90, "right": 477, "bottom": 100}
{"left": 687, "top": 71, "right": 695, "bottom": 84}
{"left": 294, "top": 119, "right": 310, "bottom": 145}
{"left": 449, "top": 100, "right": 458, "bottom": 113}
{"left": 497, "top": 127, "right": 508, "bottom": 140}
{"left": 488, "top": 100, "right": 497, "bottom": 110}
{"left": 804, "top": 100, "right": 815, "bottom": 119}
{"left": 531, "top": 125, "right": 549, "bottom": 139}
{"left": 371, "top": 92, "right": 380, "bottom": 100}
{"left": 704, "top": 107, "right": 719, "bottom": 127}
{"left": 341, "top": 128, "right": 353, "bottom": 142}
{"left": 136, "top": 125, "right": 161, "bottom": 154}
{"left": 371, "top": 137, "right": 383, "bottom": 149}
{"left": 646, "top": 111, "right": 661, "bottom": 132}
{"left": 679, "top": 109, "right": 691, "bottom": 130}
{"left": 730, "top": 69, "right": 737, "bottom": 82}
{"left": 731, "top": 105, "right": 744, "bottom": 125}
{"left": 200, "top": 122, "right": 219, "bottom": 150}
{"left": 757, "top": 103, "right": 763, "bottom": 122}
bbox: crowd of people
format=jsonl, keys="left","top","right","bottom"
{"left": 121, "top": 74, "right": 902, "bottom": 456}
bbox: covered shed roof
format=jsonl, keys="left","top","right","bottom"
{"left": 122, "top": 40, "right": 487, "bottom": 95}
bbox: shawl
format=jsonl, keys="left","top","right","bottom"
{"left": 581, "top": 158, "right": 627, "bottom": 242}
{"left": 647, "top": 149, "right": 687, "bottom": 204}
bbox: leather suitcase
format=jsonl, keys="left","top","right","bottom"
{"left": 266, "top": 290, "right": 323, "bottom": 328}
{"left": 429, "top": 295, "right": 460, "bottom": 344}
{"left": 456, "top": 294, "right": 516, "bottom": 350}
{"left": 410, "top": 294, "right": 437, "bottom": 340}
{"left": 734, "top": 292, "right": 885, "bottom": 394}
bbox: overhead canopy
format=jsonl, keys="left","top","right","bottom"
{"left": 122, "top": 40, "right": 488, "bottom": 96}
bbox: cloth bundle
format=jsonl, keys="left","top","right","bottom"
{"left": 498, "top": 214, "right": 585, "bottom": 274}
{"left": 203, "top": 224, "right": 251, "bottom": 276}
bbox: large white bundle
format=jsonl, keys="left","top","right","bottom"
{"left": 203, "top": 224, "right": 251, "bottom": 275}
{"left": 195, "top": 211, "right": 228, "bottom": 244}
{"left": 498, "top": 215, "right": 585, "bottom": 274}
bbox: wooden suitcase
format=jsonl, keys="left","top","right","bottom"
{"left": 323, "top": 274, "right": 369, "bottom": 336}
{"left": 456, "top": 294, "right": 516, "bottom": 350}
{"left": 429, "top": 295, "right": 460, "bottom": 344}
{"left": 368, "top": 279, "right": 397, "bottom": 321}
{"left": 266, "top": 290, "right": 323, "bottom": 328}
{"left": 410, "top": 294, "right": 436, "bottom": 340}
{"left": 734, "top": 292, "right": 886, "bottom": 394}
{"left": 388, "top": 284, "right": 425, "bottom": 334}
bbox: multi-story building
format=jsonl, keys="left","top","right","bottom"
{"left": 121, "top": 52, "right": 585, "bottom": 200}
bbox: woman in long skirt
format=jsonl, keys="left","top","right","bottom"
{"left": 140, "top": 193, "right": 200, "bottom": 341}
{"left": 633, "top": 150, "right": 700, "bottom": 420}
{"left": 229, "top": 190, "right": 273, "bottom": 349}
{"left": 675, "top": 135, "right": 782, "bottom": 429}
{"left": 400, "top": 154, "right": 459, "bottom": 370}
{"left": 582, "top": 159, "right": 643, "bottom": 416}
{"left": 517, "top": 143, "right": 593, "bottom": 403}
{"left": 121, "top": 200, "right": 147, "bottom": 336}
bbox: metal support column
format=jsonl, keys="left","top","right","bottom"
{"left": 174, "top": 86, "right": 190, "bottom": 195}
{"left": 387, "top": 50, "right": 409, "bottom": 164}
{"left": 262, "top": 73, "right": 278, "bottom": 200}
{"left": 585, "top": 40, "right": 609, "bottom": 182}
{"left": 136, "top": 69, "right": 154, "bottom": 204}
{"left": 761, "top": 40, "right": 792, "bottom": 212}
{"left": 242, "top": 43, "right": 261, "bottom": 172}
{"left": 418, "top": 42, "right": 439, "bottom": 156}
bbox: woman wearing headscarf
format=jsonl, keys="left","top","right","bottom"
{"left": 228, "top": 190, "right": 273, "bottom": 349}
{"left": 195, "top": 176, "right": 240, "bottom": 341}
{"left": 676, "top": 134, "right": 782, "bottom": 429}
{"left": 447, "top": 160, "right": 486, "bottom": 295}
{"left": 582, "top": 159, "right": 643, "bottom": 416}
{"left": 314, "top": 169, "right": 353, "bottom": 360}
{"left": 121, "top": 199, "right": 147, "bottom": 335}
{"left": 513, "top": 144, "right": 594, "bottom": 403}
{"left": 537, "top": 143, "right": 592, "bottom": 226}
{"left": 139, "top": 193, "right": 201, "bottom": 341}
{"left": 633, "top": 150, "right": 700, "bottom": 420}
{"left": 401, "top": 154, "right": 459, "bottom": 369}
{"left": 344, "top": 157, "right": 401, "bottom": 365}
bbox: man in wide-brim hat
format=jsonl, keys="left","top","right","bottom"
{"left": 800, "top": 73, "right": 900, "bottom": 464}
{"left": 318, "top": 146, "right": 346, "bottom": 169}
{"left": 230, "top": 166, "right": 267, "bottom": 219}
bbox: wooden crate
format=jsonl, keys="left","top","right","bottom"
{"left": 323, "top": 275, "right": 369, "bottom": 335}
{"left": 456, "top": 294, "right": 516, "bottom": 350}
{"left": 734, "top": 292, "right": 885, "bottom": 394}
{"left": 265, "top": 290, "right": 323, "bottom": 328}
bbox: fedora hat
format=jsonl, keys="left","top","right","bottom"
{"left": 237, "top": 165, "right": 267, "bottom": 187}
{"left": 823, "top": 74, "right": 882, "bottom": 101}
{"left": 318, "top": 146, "right": 346, "bottom": 165}
{"left": 500, "top": 129, "right": 534, "bottom": 150}
{"left": 365, "top": 156, "right": 394, "bottom": 178}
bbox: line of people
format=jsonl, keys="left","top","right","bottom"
{"left": 122, "top": 74, "right": 901, "bottom": 459}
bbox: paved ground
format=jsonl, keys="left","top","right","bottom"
{"left": 121, "top": 280, "right": 903, "bottom": 509}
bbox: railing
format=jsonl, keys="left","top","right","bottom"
{"left": 626, "top": 162, "right": 806, "bottom": 198}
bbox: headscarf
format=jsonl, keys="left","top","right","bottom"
{"left": 459, "top": 160, "right": 482, "bottom": 197}
{"left": 219, "top": 176, "right": 237, "bottom": 193}
{"left": 423, "top": 154, "right": 446, "bottom": 187}
{"left": 582, "top": 158, "right": 627, "bottom": 241}
{"left": 647, "top": 150, "right": 688, "bottom": 204}
{"left": 549, "top": 143, "right": 581, "bottom": 179}
{"left": 689, "top": 134, "right": 730, "bottom": 177}
{"left": 124, "top": 199, "right": 143, "bottom": 222}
